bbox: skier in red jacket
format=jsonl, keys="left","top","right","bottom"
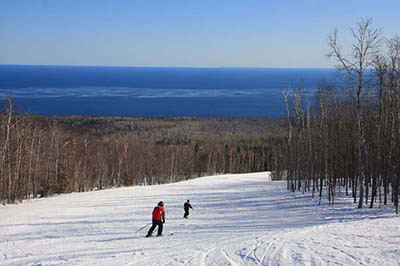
{"left": 146, "top": 201, "right": 165, "bottom": 237}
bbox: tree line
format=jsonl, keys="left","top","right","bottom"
{"left": 0, "top": 103, "right": 286, "bottom": 204}
{"left": 282, "top": 18, "right": 400, "bottom": 212}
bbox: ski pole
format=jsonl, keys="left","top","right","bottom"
{"left": 135, "top": 222, "right": 151, "bottom": 233}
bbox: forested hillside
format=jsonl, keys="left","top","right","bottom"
{"left": 0, "top": 102, "right": 286, "bottom": 204}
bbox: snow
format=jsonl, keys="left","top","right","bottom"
{"left": 0, "top": 172, "right": 399, "bottom": 266}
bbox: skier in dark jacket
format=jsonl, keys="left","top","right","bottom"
{"left": 146, "top": 201, "right": 165, "bottom": 237}
{"left": 183, "top": 199, "right": 193, "bottom": 218}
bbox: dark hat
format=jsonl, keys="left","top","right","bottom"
{"left": 158, "top": 201, "right": 164, "bottom": 206}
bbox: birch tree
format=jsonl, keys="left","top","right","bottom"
{"left": 328, "top": 17, "right": 382, "bottom": 208}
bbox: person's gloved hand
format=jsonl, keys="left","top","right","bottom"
{"left": 162, "top": 219, "right": 165, "bottom": 224}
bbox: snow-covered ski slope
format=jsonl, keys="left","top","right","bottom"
{"left": 1, "top": 172, "right": 399, "bottom": 266}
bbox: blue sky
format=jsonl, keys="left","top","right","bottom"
{"left": 1, "top": 0, "right": 399, "bottom": 67}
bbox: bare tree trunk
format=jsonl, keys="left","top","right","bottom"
{"left": 283, "top": 88, "right": 294, "bottom": 191}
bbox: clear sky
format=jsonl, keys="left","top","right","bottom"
{"left": 1, "top": 0, "right": 399, "bottom": 68}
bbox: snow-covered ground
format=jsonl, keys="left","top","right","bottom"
{"left": 1, "top": 172, "right": 399, "bottom": 266}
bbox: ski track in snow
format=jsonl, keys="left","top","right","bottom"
{"left": 0, "top": 172, "right": 399, "bottom": 266}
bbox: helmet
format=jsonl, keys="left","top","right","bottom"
{"left": 158, "top": 201, "right": 164, "bottom": 206}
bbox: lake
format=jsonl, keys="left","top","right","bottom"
{"left": 0, "top": 65, "right": 337, "bottom": 118}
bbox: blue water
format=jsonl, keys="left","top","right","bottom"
{"left": 0, "top": 65, "right": 336, "bottom": 118}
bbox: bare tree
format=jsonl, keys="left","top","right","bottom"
{"left": 328, "top": 17, "right": 382, "bottom": 208}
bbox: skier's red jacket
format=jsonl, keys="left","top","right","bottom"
{"left": 152, "top": 206, "right": 165, "bottom": 221}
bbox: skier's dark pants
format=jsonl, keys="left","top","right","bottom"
{"left": 147, "top": 219, "right": 163, "bottom": 236}
{"left": 184, "top": 210, "right": 189, "bottom": 218}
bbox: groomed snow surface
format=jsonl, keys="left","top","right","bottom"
{"left": 1, "top": 172, "right": 399, "bottom": 266}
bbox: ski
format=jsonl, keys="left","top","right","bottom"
{"left": 145, "top": 233, "right": 174, "bottom": 238}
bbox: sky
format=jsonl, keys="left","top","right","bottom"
{"left": 1, "top": 0, "right": 399, "bottom": 68}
